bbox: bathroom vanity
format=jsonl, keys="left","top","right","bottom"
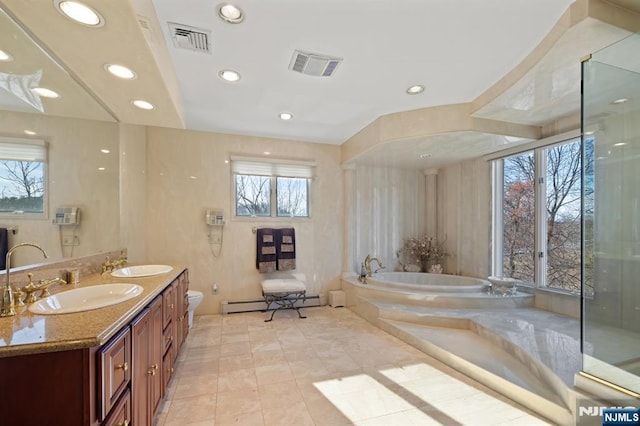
{"left": 0, "top": 264, "right": 189, "bottom": 426}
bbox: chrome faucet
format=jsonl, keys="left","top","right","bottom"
{"left": 364, "top": 254, "right": 385, "bottom": 277}
{"left": 1, "top": 243, "right": 48, "bottom": 317}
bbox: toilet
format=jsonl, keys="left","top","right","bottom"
{"left": 187, "top": 290, "right": 203, "bottom": 328}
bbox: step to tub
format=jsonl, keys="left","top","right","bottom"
{"left": 379, "top": 317, "right": 574, "bottom": 425}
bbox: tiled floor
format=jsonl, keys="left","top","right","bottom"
{"left": 155, "top": 306, "right": 553, "bottom": 425}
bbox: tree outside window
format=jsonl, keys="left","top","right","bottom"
{"left": 498, "top": 138, "right": 582, "bottom": 292}
{"left": 0, "top": 160, "right": 44, "bottom": 213}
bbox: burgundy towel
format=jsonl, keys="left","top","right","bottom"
{"left": 256, "top": 228, "right": 277, "bottom": 273}
{"left": 276, "top": 228, "right": 296, "bottom": 271}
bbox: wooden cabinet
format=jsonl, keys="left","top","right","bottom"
{"left": 0, "top": 268, "right": 190, "bottom": 426}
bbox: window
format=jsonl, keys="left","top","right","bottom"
{"left": 493, "top": 137, "right": 581, "bottom": 292}
{"left": 0, "top": 139, "right": 46, "bottom": 215}
{"left": 232, "top": 156, "right": 313, "bottom": 218}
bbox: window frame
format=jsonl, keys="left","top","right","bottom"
{"left": 231, "top": 156, "right": 314, "bottom": 219}
{"left": 490, "top": 130, "right": 582, "bottom": 293}
{"left": 0, "top": 137, "right": 48, "bottom": 219}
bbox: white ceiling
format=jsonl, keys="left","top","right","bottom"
{"left": 149, "top": 0, "right": 574, "bottom": 144}
{"left": 0, "top": 0, "right": 638, "bottom": 170}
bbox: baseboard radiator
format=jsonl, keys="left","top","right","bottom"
{"left": 221, "top": 295, "right": 321, "bottom": 315}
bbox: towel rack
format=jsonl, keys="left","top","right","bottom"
{"left": 1, "top": 226, "right": 18, "bottom": 235}
{"left": 252, "top": 226, "right": 295, "bottom": 234}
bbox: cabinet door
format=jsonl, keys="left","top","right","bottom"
{"left": 131, "top": 307, "right": 151, "bottom": 426}
{"left": 98, "top": 326, "right": 131, "bottom": 420}
{"left": 150, "top": 296, "right": 164, "bottom": 418}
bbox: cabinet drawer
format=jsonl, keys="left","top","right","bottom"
{"left": 102, "top": 389, "right": 132, "bottom": 426}
{"left": 163, "top": 321, "right": 174, "bottom": 354}
{"left": 98, "top": 327, "right": 131, "bottom": 421}
{"left": 162, "top": 281, "right": 178, "bottom": 330}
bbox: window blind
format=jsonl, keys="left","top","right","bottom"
{"left": 230, "top": 155, "right": 315, "bottom": 178}
{"left": 0, "top": 138, "right": 46, "bottom": 162}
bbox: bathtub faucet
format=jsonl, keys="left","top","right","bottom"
{"left": 364, "top": 255, "right": 385, "bottom": 277}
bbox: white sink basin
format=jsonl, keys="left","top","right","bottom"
{"left": 28, "top": 284, "right": 144, "bottom": 315}
{"left": 111, "top": 264, "right": 173, "bottom": 278}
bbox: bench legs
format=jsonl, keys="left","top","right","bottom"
{"left": 263, "top": 291, "right": 307, "bottom": 322}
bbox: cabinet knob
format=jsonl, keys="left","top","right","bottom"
{"left": 170, "top": 304, "right": 174, "bottom": 309}
{"left": 148, "top": 364, "right": 158, "bottom": 376}
{"left": 118, "top": 420, "right": 130, "bottom": 426}
{"left": 115, "top": 362, "right": 128, "bottom": 372}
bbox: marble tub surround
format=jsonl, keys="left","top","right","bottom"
{"left": 0, "top": 256, "right": 186, "bottom": 358}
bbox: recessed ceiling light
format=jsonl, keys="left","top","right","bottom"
{"left": 611, "top": 98, "right": 629, "bottom": 104}
{"left": 0, "top": 50, "right": 13, "bottom": 62}
{"left": 224, "top": 160, "right": 229, "bottom": 164}
{"left": 406, "top": 85, "right": 424, "bottom": 95}
{"left": 105, "top": 64, "right": 137, "bottom": 80}
{"left": 54, "top": 0, "right": 104, "bottom": 27}
{"left": 24, "top": 130, "right": 36, "bottom": 135}
{"left": 98, "top": 167, "right": 105, "bottom": 171}
{"left": 32, "top": 87, "right": 60, "bottom": 98}
{"left": 584, "top": 131, "right": 595, "bottom": 136}
{"left": 264, "top": 152, "right": 271, "bottom": 155}
{"left": 218, "top": 4, "right": 244, "bottom": 23}
{"left": 219, "top": 69, "right": 241, "bottom": 82}
{"left": 614, "top": 142, "right": 627, "bottom": 147}
{"left": 278, "top": 112, "right": 293, "bottom": 121}
{"left": 132, "top": 99, "right": 155, "bottom": 110}
{"left": 101, "top": 149, "right": 110, "bottom": 154}
{"left": 419, "top": 153, "right": 432, "bottom": 159}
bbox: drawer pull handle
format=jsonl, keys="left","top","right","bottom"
{"left": 118, "top": 420, "right": 130, "bottom": 426}
{"left": 170, "top": 304, "right": 174, "bottom": 309}
{"left": 115, "top": 362, "right": 129, "bottom": 372}
{"left": 148, "top": 364, "right": 158, "bottom": 376}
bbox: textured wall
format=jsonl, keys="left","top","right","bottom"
{"left": 145, "top": 127, "right": 343, "bottom": 315}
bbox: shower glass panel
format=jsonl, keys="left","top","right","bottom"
{"left": 582, "top": 32, "right": 640, "bottom": 396}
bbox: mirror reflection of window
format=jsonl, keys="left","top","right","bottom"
{"left": 0, "top": 138, "right": 46, "bottom": 215}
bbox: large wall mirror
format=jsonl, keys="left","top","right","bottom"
{"left": 0, "top": 6, "right": 121, "bottom": 268}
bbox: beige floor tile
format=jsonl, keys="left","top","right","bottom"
{"left": 221, "top": 332, "right": 250, "bottom": 344}
{"left": 164, "top": 395, "right": 216, "bottom": 424}
{"left": 173, "top": 373, "right": 218, "bottom": 400}
{"left": 219, "top": 340, "right": 252, "bottom": 357}
{"left": 216, "top": 410, "right": 265, "bottom": 426}
{"left": 217, "top": 367, "right": 258, "bottom": 393}
{"left": 254, "top": 362, "right": 295, "bottom": 385}
{"left": 215, "top": 388, "right": 262, "bottom": 424}
{"left": 218, "top": 353, "right": 254, "bottom": 372}
{"left": 262, "top": 400, "right": 315, "bottom": 426}
{"left": 252, "top": 348, "right": 287, "bottom": 367}
{"left": 258, "top": 380, "right": 305, "bottom": 409}
{"left": 175, "top": 357, "right": 220, "bottom": 379}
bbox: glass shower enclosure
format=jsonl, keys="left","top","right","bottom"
{"left": 582, "top": 32, "right": 640, "bottom": 397}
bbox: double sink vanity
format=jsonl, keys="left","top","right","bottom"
{"left": 0, "top": 251, "right": 190, "bottom": 426}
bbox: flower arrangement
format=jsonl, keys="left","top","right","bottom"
{"left": 397, "top": 235, "right": 446, "bottom": 272}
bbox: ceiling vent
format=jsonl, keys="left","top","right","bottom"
{"left": 167, "top": 22, "right": 211, "bottom": 53}
{"left": 289, "top": 50, "right": 342, "bottom": 77}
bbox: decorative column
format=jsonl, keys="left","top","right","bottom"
{"left": 423, "top": 168, "right": 438, "bottom": 238}
{"left": 342, "top": 163, "right": 357, "bottom": 274}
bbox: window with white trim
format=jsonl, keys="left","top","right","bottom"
{"left": 231, "top": 156, "right": 313, "bottom": 218}
{"left": 492, "top": 137, "right": 582, "bottom": 293}
{"left": 0, "top": 138, "right": 47, "bottom": 215}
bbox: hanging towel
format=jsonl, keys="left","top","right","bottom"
{"left": 0, "top": 228, "right": 7, "bottom": 270}
{"left": 276, "top": 227, "right": 296, "bottom": 271}
{"left": 256, "top": 228, "right": 277, "bottom": 273}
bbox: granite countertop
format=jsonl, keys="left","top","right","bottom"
{"left": 0, "top": 264, "right": 186, "bottom": 358}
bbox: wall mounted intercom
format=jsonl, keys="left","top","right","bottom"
{"left": 205, "top": 209, "right": 224, "bottom": 258}
{"left": 54, "top": 206, "right": 80, "bottom": 225}
{"left": 205, "top": 209, "right": 225, "bottom": 226}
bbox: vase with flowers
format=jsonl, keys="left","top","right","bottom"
{"left": 397, "top": 235, "right": 446, "bottom": 273}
